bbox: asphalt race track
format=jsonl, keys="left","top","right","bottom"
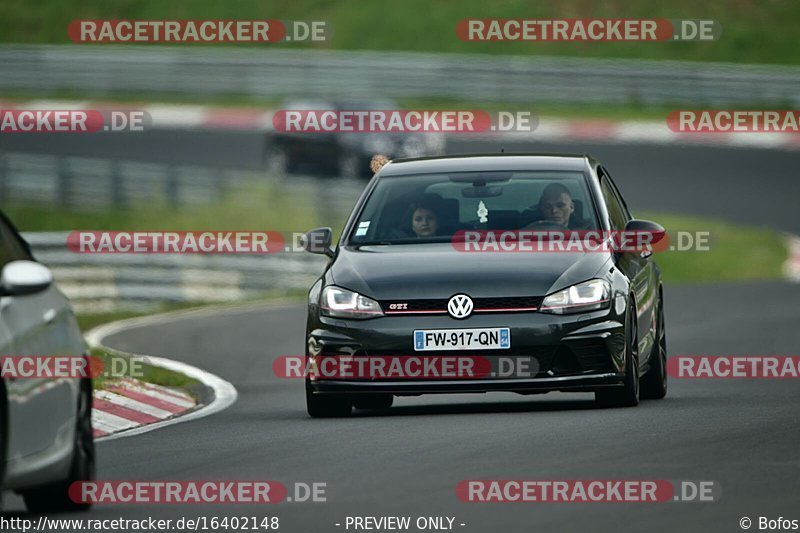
{"left": 3, "top": 132, "right": 799, "bottom": 532}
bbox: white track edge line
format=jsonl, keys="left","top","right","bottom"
{"left": 82, "top": 302, "right": 291, "bottom": 441}
{"left": 92, "top": 353, "right": 237, "bottom": 442}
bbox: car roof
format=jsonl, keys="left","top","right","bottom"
{"left": 378, "top": 153, "right": 593, "bottom": 176}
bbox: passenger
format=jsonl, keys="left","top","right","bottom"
{"left": 391, "top": 194, "right": 444, "bottom": 238}
{"left": 411, "top": 204, "right": 438, "bottom": 237}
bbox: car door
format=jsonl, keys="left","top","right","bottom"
{"left": 598, "top": 167, "right": 658, "bottom": 361}
{"left": 0, "top": 215, "right": 77, "bottom": 471}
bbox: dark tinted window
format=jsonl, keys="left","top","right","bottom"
{"left": 600, "top": 167, "right": 632, "bottom": 220}
{"left": 349, "top": 171, "right": 598, "bottom": 244}
{"left": 599, "top": 171, "right": 628, "bottom": 230}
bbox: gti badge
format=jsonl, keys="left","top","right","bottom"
{"left": 447, "top": 294, "right": 474, "bottom": 319}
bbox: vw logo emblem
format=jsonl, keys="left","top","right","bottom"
{"left": 447, "top": 294, "right": 474, "bottom": 319}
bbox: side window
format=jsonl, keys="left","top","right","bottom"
{"left": 0, "top": 217, "right": 32, "bottom": 269}
{"left": 599, "top": 170, "right": 627, "bottom": 231}
{"left": 600, "top": 167, "right": 632, "bottom": 220}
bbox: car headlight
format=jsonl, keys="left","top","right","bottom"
{"left": 540, "top": 279, "right": 611, "bottom": 315}
{"left": 320, "top": 286, "right": 384, "bottom": 319}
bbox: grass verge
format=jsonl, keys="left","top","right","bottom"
{"left": 4, "top": 180, "right": 350, "bottom": 234}
{"left": 90, "top": 346, "right": 200, "bottom": 393}
{"left": 641, "top": 211, "right": 787, "bottom": 283}
{"left": 1, "top": 0, "right": 798, "bottom": 65}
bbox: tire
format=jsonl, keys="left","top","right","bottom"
{"left": 353, "top": 394, "right": 394, "bottom": 410}
{"left": 641, "top": 293, "right": 668, "bottom": 400}
{"left": 23, "top": 379, "right": 95, "bottom": 513}
{"left": 306, "top": 381, "right": 352, "bottom": 418}
{"left": 596, "top": 304, "right": 640, "bottom": 408}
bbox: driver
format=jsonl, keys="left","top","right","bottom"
{"left": 535, "top": 183, "right": 574, "bottom": 226}
{"left": 523, "top": 183, "right": 588, "bottom": 229}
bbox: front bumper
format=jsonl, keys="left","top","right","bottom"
{"left": 306, "top": 305, "right": 627, "bottom": 396}
{"left": 312, "top": 372, "right": 625, "bottom": 395}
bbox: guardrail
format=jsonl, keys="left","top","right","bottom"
{"left": 0, "top": 151, "right": 363, "bottom": 211}
{"left": 24, "top": 231, "right": 330, "bottom": 313}
{"left": 1, "top": 153, "right": 229, "bottom": 208}
{"left": 1, "top": 45, "right": 799, "bottom": 106}
{"left": 1, "top": 148, "right": 365, "bottom": 312}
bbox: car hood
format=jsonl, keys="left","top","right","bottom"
{"left": 329, "top": 244, "right": 611, "bottom": 300}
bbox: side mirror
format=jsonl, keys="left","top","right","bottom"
{"left": 624, "top": 219, "right": 665, "bottom": 235}
{"left": 300, "top": 227, "right": 335, "bottom": 258}
{"left": 1, "top": 260, "right": 53, "bottom": 297}
{"left": 619, "top": 219, "right": 667, "bottom": 255}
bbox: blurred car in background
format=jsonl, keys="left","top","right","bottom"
{"left": 264, "top": 97, "right": 446, "bottom": 178}
{"left": 0, "top": 211, "right": 94, "bottom": 512}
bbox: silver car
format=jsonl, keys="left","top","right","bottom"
{"left": 0, "top": 211, "right": 95, "bottom": 512}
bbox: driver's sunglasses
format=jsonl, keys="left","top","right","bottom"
{"left": 541, "top": 202, "right": 568, "bottom": 210}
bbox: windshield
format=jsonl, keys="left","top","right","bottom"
{"left": 348, "top": 171, "right": 599, "bottom": 245}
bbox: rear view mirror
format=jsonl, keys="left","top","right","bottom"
{"left": 301, "top": 227, "right": 335, "bottom": 258}
{"left": 0, "top": 260, "right": 53, "bottom": 297}
{"left": 462, "top": 185, "right": 503, "bottom": 198}
{"left": 448, "top": 171, "right": 512, "bottom": 182}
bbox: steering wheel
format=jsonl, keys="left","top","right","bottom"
{"left": 521, "top": 220, "right": 569, "bottom": 231}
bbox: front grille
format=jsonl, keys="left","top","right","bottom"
{"left": 473, "top": 296, "right": 543, "bottom": 311}
{"left": 382, "top": 296, "right": 543, "bottom": 315}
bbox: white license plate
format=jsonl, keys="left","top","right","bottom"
{"left": 413, "top": 328, "right": 511, "bottom": 351}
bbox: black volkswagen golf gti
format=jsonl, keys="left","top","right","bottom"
{"left": 302, "top": 154, "right": 667, "bottom": 417}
